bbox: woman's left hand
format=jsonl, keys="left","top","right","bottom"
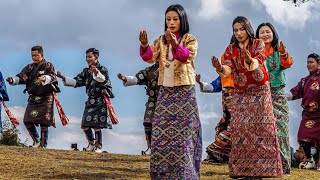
{"left": 241, "top": 48, "right": 252, "bottom": 64}
{"left": 165, "top": 29, "right": 178, "bottom": 49}
{"left": 278, "top": 41, "right": 287, "bottom": 55}
{"left": 211, "top": 56, "right": 222, "bottom": 71}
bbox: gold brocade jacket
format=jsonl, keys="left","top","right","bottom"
{"left": 145, "top": 33, "right": 198, "bottom": 86}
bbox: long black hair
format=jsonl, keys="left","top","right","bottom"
{"left": 256, "top": 22, "right": 279, "bottom": 51}
{"left": 232, "top": 16, "right": 255, "bottom": 47}
{"left": 164, "top": 4, "right": 189, "bottom": 44}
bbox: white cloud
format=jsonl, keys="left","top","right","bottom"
{"left": 5, "top": 106, "right": 25, "bottom": 119}
{"left": 308, "top": 37, "right": 320, "bottom": 49}
{"left": 0, "top": 0, "right": 315, "bottom": 156}
{"left": 197, "top": 0, "right": 231, "bottom": 20}
{"left": 1, "top": 106, "right": 147, "bottom": 154}
{"left": 257, "top": 0, "right": 319, "bottom": 30}
{"left": 200, "top": 111, "right": 220, "bottom": 125}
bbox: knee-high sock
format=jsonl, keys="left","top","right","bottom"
{"left": 144, "top": 122, "right": 152, "bottom": 148}
{"left": 0, "top": 103, "right": 2, "bottom": 129}
{"left": 301, "top": 141, "right": 312, "bottom": 160}
{"left": 145, "top": 131, "right": 151, "bottom": 148}
{"left": 24, "top": 122, "right": 39, "bottom": 142}
{"left": 40, "top": 125, "right": 49, "bottom": 146}
{"left": 94, "top": 128, "right": 102, "bottom": 147}
{"left": 82, "top": 127, "right": 94, "bottom": 143}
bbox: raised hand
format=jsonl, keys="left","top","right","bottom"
{"left": 101, "top": 89, "right": 108, "bottom": 96}
{"left": 38, "top": 75, "right": 46, "bottom": 83}
{"left": 117, "top": 73, "right": 127, "bottom": 83}
{"left": 165, "top": 29, "right": 178, "bottom": 49}
{"left": 195, "top": 74, "right": 201, "bottom": 84}
{"left": 56, "top": 71, "right": 65, "bottom": 81}
{"left": 6, "top": 77, "right": 13, "bottom": 85}
{"left": 90, "top": 65, "right": 98, "bottom": 75}
{"left": 241, "top": 47, "right": 252, "bottom": 64}
{"left": 165, "top": 29, "right": 174, "bottom": 41}
{"left": 211, "top": 56, "right": 222, "bottom": 71}
{"left": 139, "top": 30, "right": 149, "bottom": 46}
{"left": 278, "top": 41, "right": 287, "bottom": 55}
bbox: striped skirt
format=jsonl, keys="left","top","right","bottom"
{"left": 150, "top": 85, "right": 202, "bottom": 179}
{"left": 229, "top": 83, "right": 283, "bottom": 178}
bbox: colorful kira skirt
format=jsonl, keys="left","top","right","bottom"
{"left": 229, "top": 83, "right": 283, "bottom": 178}
{"left": 150, "top": 85, "right": 202, "bottom": 180}
{"left": 206, "top": 116, "right": 231, "bottom": 163}
{"left": 206, "top": 88, "right": 233, "bottom": 163}
{"left": 271, "top": 86, "right": 291, "bottom": 174}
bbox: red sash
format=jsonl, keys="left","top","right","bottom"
{"left": 53, "top": 92, "right": 69, "bottom": 126}
{"left": 1, "top": 101, "right": 19, "bottom": 127}
{"left": 103, "top": 95, "right": 118, "bottom": 125}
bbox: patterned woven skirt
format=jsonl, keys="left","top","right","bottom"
{"left": 206, "top": 88, "right": 233, "bottom": 163}
{"left": 150, "top": 85, "right": 202, "bottom": 179}
{"left": 271, "top": 87, "right": 291, "bottom": 173}
{"left": 229, "top": 83, "right": 283, "bottom": 178}
{"left": 206, "top": 117, "right": 231, "bottom": 163}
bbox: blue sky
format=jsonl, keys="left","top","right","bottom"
{"left": 0, "top": 0, "right": 320, "bottom": 155}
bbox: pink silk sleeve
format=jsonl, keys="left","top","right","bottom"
{"left": 140, "top": 45, "right": 153, "bottom": 62}
{"left": 172, "top": 44, "right": 190, "bottom": 63}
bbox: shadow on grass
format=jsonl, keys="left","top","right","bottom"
{"left": 38, "top": 172, "right": 123, "bottom": 179}
{"left": 202, "top": 171, "right": 228, "bottom": 176}
{"left": 58, "top": 155, "right": 150, "bottom": 164}
{"left": 39, "top": 166, "right": 149, "bottom": 179}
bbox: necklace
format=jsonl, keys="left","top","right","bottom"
{"left": 165, "top": 62, "right": 171, "bottom": 68}
{"left": 165, "top": 37, "right": 182, "bottom": 68}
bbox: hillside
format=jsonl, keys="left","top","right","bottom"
{"left": 0, "top": 146, "right": 318, "bottom": 179}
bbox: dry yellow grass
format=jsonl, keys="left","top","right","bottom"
{"left": 0, "top": 146, "right": 319, "bottom": 179}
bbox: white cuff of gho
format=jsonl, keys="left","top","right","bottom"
{"left": 123, "top": 76, "right": 138, "bottom": 86}
{"left": 201, "top": 82, "right": 214, "bottom": 93}
{"left": 63, "top": 76, "right": 77, "bottom": 87}
{"left": 93, "top": 70, "right": 106, "bottom": 82}
{"left": 41, "top": 75, "right": 52, "bottom": 86}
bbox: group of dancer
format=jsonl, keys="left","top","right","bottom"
{"left": 197, "top": 20, "right": 294, "bottom": 176}
{"left": 0, "top": 3, "right": 319, "bottom": 179}
{"left": 1, "top": 46, "right": 115, "bottom": 153}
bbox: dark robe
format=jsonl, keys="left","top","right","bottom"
{"left": 16, "top": 60, "right": 59, "bottom": 127}
{"left": 74, "top": 62, "right": 114, "bottom": 128}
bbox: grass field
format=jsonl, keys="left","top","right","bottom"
{"left": 0, "top": 146, "right": 319, "bottom": 179}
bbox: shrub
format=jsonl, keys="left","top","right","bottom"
{"left": 0, "top": 115, "right": 24, "bottom": 146}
